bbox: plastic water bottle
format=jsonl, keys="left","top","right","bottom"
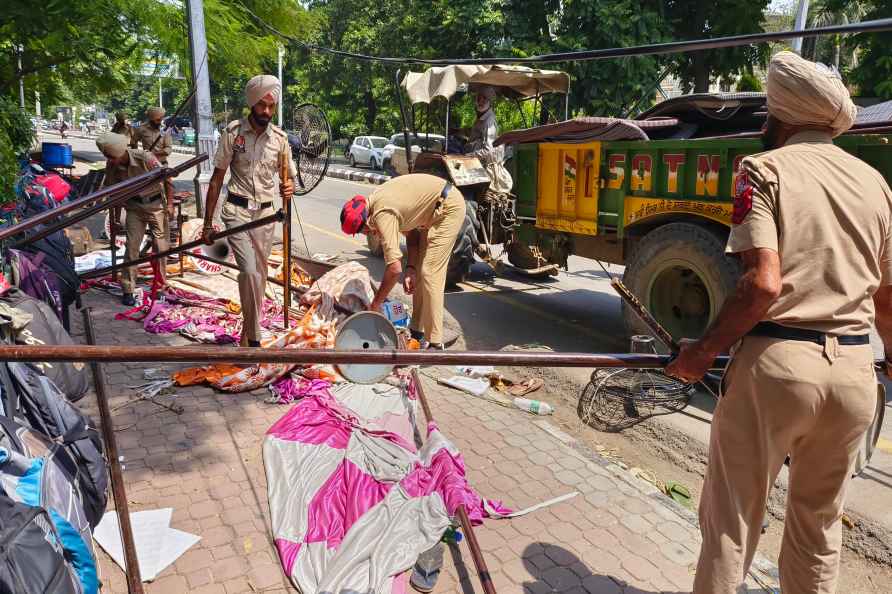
{"left": 513, "top": 397, "right": 554, "bottom": 415}
{"left": 380, "top": 300, "right": 409, "bottom": 328}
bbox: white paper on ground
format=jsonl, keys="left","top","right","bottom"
{"left": 93, "top": 508, "right": 200, "bottom": 582}
{"left": 455, "top": 365, "right": 495, "bottom": 378}
{"left": 439, "top": 376, "right": 490, "bottom": 397}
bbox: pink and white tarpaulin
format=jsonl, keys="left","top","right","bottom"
{"left": 263, "top": 379, "right": 511, "bottom": 594}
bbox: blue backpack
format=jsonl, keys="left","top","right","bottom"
{"left": 0, "top": 416, "right": 98, "bottom": 594}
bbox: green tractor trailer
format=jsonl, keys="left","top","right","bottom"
{"left": 386, "top": 68, "right": 892, "bottom": 340}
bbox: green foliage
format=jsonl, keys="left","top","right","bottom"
{"left": 736, "top": 72, "right": 763, "bottom": 92}
{"left": 0, "top": 97, "right": 35, "bottom": 204}
{"left": 849, "top": 0, "right": 892, "bottom": 99}
{"left": 663, "top": 0, "right": 771, "bottom": 93}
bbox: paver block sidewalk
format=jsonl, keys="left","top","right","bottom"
{"left": 71, "top": 284, "right": 777, "bottom": 594}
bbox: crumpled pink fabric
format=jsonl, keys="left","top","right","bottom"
{"left": 270, "top": 377, "right": 332, "bottom": 405}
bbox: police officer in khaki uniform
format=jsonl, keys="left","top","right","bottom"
{"left": 667, "top": 52, "right": 892, "bottom": 594}
{"left": 97, "top": 132, "right": 169, "bottom": 306}
{"left": 201, "top": 75, "right": 295, "bottom": 347}
{"left": 132, "top": 106, "right": 174, "bottom": 218}
{"left": 340, "top": 173, "right": 466, "bottom": 349}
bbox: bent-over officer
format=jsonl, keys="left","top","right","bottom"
{"left": 97, "top": 132, "right": 169, "bottom": 306}
{"left": 202, "top": 75, "right": 295, "bottom": 347}
{"left": 132, "top": 106, "right": 174, "bottom": 218}
{"left": 667, "top": 51, "right": 892, "bottom": 594}
{"left": 340, "top": 173, "right": 466, "bottom": 349}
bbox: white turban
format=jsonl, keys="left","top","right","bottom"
{"left": 146, "top": 106, "right": 165, "bottom": 118}
{"left": 245, "top": 74, "right": 281, "bottom": 107}
{"left": 96, "top": 132, "right": 129, "bottom": 159}
{"left": 767, "top": 51, "right": 857, "bottom": 137}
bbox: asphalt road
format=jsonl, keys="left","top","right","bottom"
{"left": 55, "top": 133, "right": 892, "bottom": 557}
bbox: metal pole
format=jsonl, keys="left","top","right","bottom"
{"left": 159, "top": 77, "right": 163, "bottom": 111}
{"left": 186, "top": 0, "right": 216, "bottom": 218}
{"left": 17, "top": 46, "right": 25, "bottom": 109}
{"left": 409, "top": 366, "right": 495, "bottom": 594}
{"left": 277, "top": 45, "right": 284, "bottom": 128}
{"left": 82, "top": 309, "right": 145, "bottom": 593}
{"left": 279, "top": 152, "right": 292, "bottom": 328}
{"left": 80, "top": 210, "right": 284, "bottom": 280}
{"left": 2, "top": 154, "right": 207, "bottom": 245}
{"left": 791, "top": 0, "right": 811, "bottom": 54}
{"left": 0, "top": 344, "right": 731, "bottom": 369}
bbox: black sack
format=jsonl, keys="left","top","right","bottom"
{"left": 0, "top": 288, "right": 89, "bottom": 401}
{"left": 0, "top": 362, "right": 107, "bottom": 528}
{"left": 0, "top": 492, "right": 82, "bottom": 594}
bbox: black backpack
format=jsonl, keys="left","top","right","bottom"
{"left": 0, "top": 491, "right": 83, "bottom": 594}
{"left": 21, "top": 231, "right": 81, "bottom": 332}
{"left": 0, "top": 362, "right": 107, "bottom": 528}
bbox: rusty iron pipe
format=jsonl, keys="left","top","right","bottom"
{"left": 0, "top": 154, "right": 207, "bottom": 244}
{"left": 82, "top": 309, "right": 145, "bottom": 593}
{"left": 0, "top": 343, "right": 731, "bottom": 368}
{"left": 80, "top": 210, "right": 284, "bottom": 280}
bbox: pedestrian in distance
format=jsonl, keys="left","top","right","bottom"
{"left": 667, "top": 51, "right": 892, "bottom": 594}
{"left": 340, "top": 173, "right": 467, "bottom": 350}
{"left": 201, "top": 75, "right": 296, "bottom": 347}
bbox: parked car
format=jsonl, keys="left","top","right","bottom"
{"left": 381, "top": 133, "right": 446, "bottom": 176}
{"left": 347, "top": 135, "right": 389, "bottom": 169}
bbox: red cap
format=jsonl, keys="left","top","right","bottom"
{"left": 340, "top": 195, "right": 368, "bottom": 235}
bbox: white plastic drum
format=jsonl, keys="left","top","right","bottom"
{"left": 334, "top": 311, "right": 399, "bottom": 384}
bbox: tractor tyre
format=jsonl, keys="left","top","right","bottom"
{"left": 446, "top": 200, "right": 481, "bottom": 287}
{"left": 622, "top": 222, "right": 740, "bottom": 343}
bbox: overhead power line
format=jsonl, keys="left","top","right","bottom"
{"left": 237, "top": 4, "right": 892, "bottom": 67}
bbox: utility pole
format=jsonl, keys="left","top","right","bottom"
{"left": 35, "top": 91, "right": 41, "bottom": 117}
{"left": 791, "top": 0, "right": 810, "bottom": 54}
{"left": 277, "top": 45, "right": 284, "bottom": 128}
{"left": 186, "top": 0, "right": 216, "bottom": 218}
{"left": 159, "top": 78, "right": 164, "bottom": 110}
{"left": 17, "top": 46, "right": 25, "bottom": 110}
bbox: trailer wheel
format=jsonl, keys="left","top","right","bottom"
{"left": 622, "top": 223, "right": 740, "bottom": 342}
{"left": 446, "top": 200, "right": 481, "bottom": 287}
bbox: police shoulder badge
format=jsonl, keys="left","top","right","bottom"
{"left": 732, "top": 169, "right": 753, "bottom": 224}
{"left": 146, "top": 155, "right": 161, "bottom": 170}
{"left": 233, "top": 134, "right": 246, "bottom": 153}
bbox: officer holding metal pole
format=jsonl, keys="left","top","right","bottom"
{"left": 201, "top": 75, "right": 295, "bottom": 347}
{"left": 667, "top": 52, "right": 892, "bottom": 594}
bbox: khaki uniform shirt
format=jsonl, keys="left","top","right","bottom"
{"left": 368, "top": 174, "right": 453, "bottom": 264}
{"left": 130, "top": 125, "right": 172, "bottom": 163}
{"left": 728, "top": 130, "right": 892, "bottom": 335}
{"left": 213, "top": 118, "right": 297, "bottom": 206}
{"left": 103, "top": 149, "right": 164, "bottom": 201}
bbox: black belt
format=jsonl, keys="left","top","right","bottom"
{"left": 748, "top": 321, "right": 869, "bottom": 345}
{"left": 228, "top": 194, "right": 273, "bottom": 210}
{"left": 129, "top": 193, "right": 163, "bottom": 205}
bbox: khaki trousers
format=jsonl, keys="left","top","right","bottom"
{"left": 694, "top": 335, "right": 877, "bottom": 594}
{"left": 121, "top": 200, "right": 168, "bottom": 294}
{"left": 221, "top": 200, "right": 275, "bottom": 344}
{"left": 409, "top": 197, "right": 466, "bottom": 344}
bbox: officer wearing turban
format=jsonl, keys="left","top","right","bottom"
{"left": 96, "top": 132, "right": 169, "bottom": 305}
{"left": 111, "top": 111, "right": 133, "bottom": 142}
{"left": 131, "top": 106, "right": 174, "bottom": 221}
{"left": 667, "top": 51, "right": 892, "bottom": 594}
{"left": 201, "top": 75, "right": 296, "bottom": 347}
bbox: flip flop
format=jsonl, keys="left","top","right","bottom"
{"left": 508, "top": 377, "right": 544, "bottom": 397}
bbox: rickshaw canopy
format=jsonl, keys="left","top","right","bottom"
{"left": 402, "top": 65, "right": 570, "bottom": 104}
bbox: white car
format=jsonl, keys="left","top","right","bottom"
{"left": 348, "top": 135, "right": 389, "bottom": 169}
{"left": 381, "top": 133, "right": 446, "bottom": 176}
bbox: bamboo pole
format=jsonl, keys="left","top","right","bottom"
{"left": 279, "top": 151, "right": 293, "bottom": 329}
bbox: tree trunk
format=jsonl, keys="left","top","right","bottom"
{"left": 694, "top": 53, "right": 710, "bottom": 93}
{"left": 364, "top": 89, "right": 376, "bottom": 132}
